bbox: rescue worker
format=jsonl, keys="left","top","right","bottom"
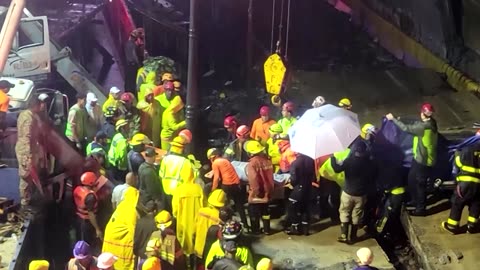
{"left": 120, "top": 93, "right": 141, "bottom": 139}
{"left": 97, "top": 252, "right": 118, "bottom": 270}
{"left": 203, "top": 207, "right": 234, "bottom": 260}
{"left": 159, "top": 136, "right": 195, "bottom": 212}
{"left": 67, "top": 241, "right": 98, "bottom": 270}
{"left": 156, "top": 80, "right": 177, "bottom": 109}
{"left": 338, "top": 98, "right": 352, "bottom": 110}
{"left": 138, "top": 71, "right": 157, "bottom": 102}
{"left": 16, "top": 95, "right": 47, "bottom": 212}
{"left": 312, "top": 96, "right": 326, "bottom": 108}
{"left": 108, "top": 119, "right": 130, "bottom": 182}
{"left": 331, "top": 141, "right": 375, "bottom": 244}
{"left": 284, "top": 153, "right": 316, "bottom": 236}
{"left": 224, "top": 125, "right": 251, "bottom": 162}
{"left": 179, "top": 129, "right": 193, "bottom": 145}
{"left": 66, "top": 93, "right": 88, "bottom": 152}
{"left": 102, "top": 87, "right": 122, "bottom": 114}
{"left": 441, "top": 141, "right": 480, "bottom": 234}
{"left": 74, "top": 172, "right": 103, "bottom": 246}
{"left": 125, "top": 28, "right": 145, "bottom": 93}
{"left": 386, "top": 103, "right": 438, "bottom": 216}
{"left": 137, "top": 88, "right": 162, "bottom": 147}
{"left": 194, "top": 189, "right": 226, "bottom": 260}
{"left": 205, "top": 220, "right": 254, "bottom": 267}
{"left": 86, "top": 131, "right": 108, "bottom": 156}
{"left": 151, "top": 210, "right": 187, "bottom": 270}
{"left": 244, "top": 140, "right": 274, "bottom": 235}
{"left": 160, "top": 95, "right": 186, "bottom": 150}
{"left": 277, "top": 101, "right": 297, "bottom": 135}
{"left": 208, "top": 148, "right": 249, "bottom": 229}
{"left": 101, "top": 106, "right": 119, "bottom": 142}
{"left": 29, "top": 260, "right": 50, "bottom": 270}
{"left": 250, "top": 106, "right": 276, "bottom": 145}
{"left": 133, "top": 201, "right": 158, "bottom": 266}
{"left": 265, "top": 123, "right": 285, "bottom": 172}
{"left": 153, "top": 73, "right": 174, "bottom": 97}
{"left": 172, "top": 164, "right": 204, "bottom": 261}
{"left": 207, "top": 241, "right": 243, "bottom": 270}
{"left": 86, "top": 92, "right": 103, "bottom": 140}
{"left": 223, "top": 115, "right": 238, "bottom": 143}
{"left": 127, "top": 133, "right": 150, "bottom": 175}
{"left": 0, "top": 80, "right": 13, "bottom": 166}
{"left": 278, "top": 140, "right": 297, "bottom": 173}
{"left": 138, "top": 148, "right": 164, "bottom": 207}
{"left": 173, "top": 81, "right": 185, "bottom": 101}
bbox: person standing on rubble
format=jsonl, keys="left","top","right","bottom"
{"left": 386, "top": 103, "right": 438, "bottom": 216}
{"left": 66, "top": 93, "right": 88, "bottom": 153}
{"left": 124, "top": 28, "right": 146, "bottom": 93}
{"left": 16, "top": 95, "right": 48, "bottom": 212}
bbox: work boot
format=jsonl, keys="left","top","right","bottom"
{"left": 337, "top": 223, "right": 349, "bottom": 243}
{"left": 441, "top": 222, "right": 460, "bottom": 235}
{"left": 285, "top": 223, "right": 300, "bottom": 235}
{"left": 467, "top": 223, "right": 480, "bottom": 234}
{"left": 250, "top": 217, "right": 261, "bottom": 235}
{"left": 301, "top": 222, "right": 310, "bottom": 236}
{"left": 261, "top": 216, "right": 271, "bottom": 235}
{"left": 349, "top": 224, "right": 358, "bottom": 244}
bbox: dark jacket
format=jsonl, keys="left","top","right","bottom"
{"left": 210, "top": 257, "right": 242, "bottom": 270}
{"left": 128, "top": 150, "right": 145, "bottom": 175}
{"left": 331, "top": 141, "right": 375, "bottom": 196}
{"left": 101, "top": 121, "right": 116, "bottom": 140}
{"left": 289, "top": 154, "right": 316, "bottom": 200}
{"left": 133, "top": 214, "right": 157, "bottom": 259}
{"left": 138, "top": 162, "right": 164, "bottom": 205}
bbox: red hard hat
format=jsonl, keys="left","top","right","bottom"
{"left": 282, "top": 101, "right": 295, "bottom": 112}
{"left": 81, "top": 172, "right": 97, "bottom": 187}
{"left": 259, "top": 106, "right": 270, "bottom": 116}
{"left": 224, "top": 116, "right": 237, "bottom": 129}
{"left": 236, "top": 125, "right": 250, "bottom": 138}
{"left": 121, "top": 92, "right": 133, "bottom": 104}
{"left": 421, "top": 103, "right": 434, "bottom": 117}
{"left": 179, "top": 129, "right": 192, "bottom": 144}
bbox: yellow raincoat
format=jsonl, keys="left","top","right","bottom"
{"left": 102, "top": 186, "right": 139, "bottom": 270}
{"left": 102, "top": 94, "right": 122, "bottom": 114}
{"left": 136, "top": 67, "right": 148, "bottom": 91}
{"left": 318, "top": 148, "right": 351, "bottom": 189}
{"left": 194, "top": 206, "right": 220, "bottom": 258}
{"left": 138, "top": 71, "right": 157, "bottom": 102}
{"left": 137, "top": 89, "right": 162, "bottom": 147}
{"left": 160, "top": 96, "right": 186, "bottom": 150}
{"left": 155, "top": 92, "right": 171, "bottom": 110}
{"left": 172, "top": 174, "right": 204, "bottom": 256}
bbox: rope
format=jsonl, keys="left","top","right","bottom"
{"left": 276, "top": 0, "right": 285, "bottom": 54}
{"left": 270, "top": 0, "right": 276, "bottom": 53}
{"left": 285, "top": 0, "right": 291, "bottom": 59}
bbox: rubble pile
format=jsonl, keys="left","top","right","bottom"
{"left": 0, "top": 197, "right": 25, "bottom": 269}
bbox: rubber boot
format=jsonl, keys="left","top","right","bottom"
{"left": 301, "top": 221, "right": 310, "bottom": 236}
{"left": 285, "top": 223, "right": 300, "bottom": 235}
{"left": 441, "top": 221, "right": 460, "bottom": 235}
{"left": 349, "top": 224, "right": 358, "bottom": 244}
{"left": 250, "top": 216, "right": 261, "bottom": 235}
{"left": 262, "top": 215, "right": 271, "bottom": 235}
{"left": 337, "top": 222, "right": 349, "bottom": 243}
{"left": 239, "top": 207, "right": 250, "bottom": 232}
{"left": 467, "top": 222, "right": 480, "bottom": 234}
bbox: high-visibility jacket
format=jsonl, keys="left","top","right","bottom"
{"left": 194, "top": 206, "right": 220, "bottom": 258}
{"left": 65, "top": 104, "right": 88, "bottom": 142}
{"left": 205, "top": 239, "right": 254, "bottom": 267}
{"left": 86, "top": 141, "right": 106, "bottom": 156}
{"left": 138, "top": 71, "right": 156, "bottom": 102}
{"left": 108, "top": 133, "right": 128, "bottom": 171}
{"left": 319, "top": 149, "right": 351, "bottom": 189}
{"left": 455, "top": 144, "right": 480, "bottom": 184}
{"left": 102, "top": 95, "right": 122, "bottom": 114}
{"left": 137, "top": 99, "right": 162, "bottom": 147}
{"left": 266, "top": 138, "right": 287, "bottom": 172}
{"left": 150, "top": 229, "right": 185, "bottom": 269}
{"left": 392, "top": 118, "right": 438, "bottom": 167}
{"left": 73, "top": 186, "right": 98, "bottom": 219}
{"left": 159, "top": 154, "right": 194, "bottom": 195}
{"left": 277, "top": 116, "right": 297, "bottom": 135}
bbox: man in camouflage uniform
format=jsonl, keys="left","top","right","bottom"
{"left": 15, "top": 96, "right": 47, "bottom": 211}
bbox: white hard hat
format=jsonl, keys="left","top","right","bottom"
{"left": 109, "top": 86, "right": 121, "bottom": 94}
{"left": 87, "top": 92, "right": 98, "bottom": 102}
{"left": 356, "top": 247, "right": 373, "bottom": 265}
{"left": 38, "top": 93, "right": 49, "bottom": 102}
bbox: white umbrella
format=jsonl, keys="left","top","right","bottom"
{"left": 288, "top": 104, "right": 360, "bottom": 159}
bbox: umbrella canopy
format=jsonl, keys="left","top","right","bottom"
{"left": 288, "top": 104, "right": 360, "bottom": 159}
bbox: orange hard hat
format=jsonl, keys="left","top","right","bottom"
{"left": 179, "top": 129, "right": 192, "bottom": 144}
{"left": 81, "top": 172, "right": 97, "bottom": 186}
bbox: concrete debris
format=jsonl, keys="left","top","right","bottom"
{"left": 447, "top": 249, "right": 463, "bottom": 263}
{"left": 438, "top": 254, "right": 451, "bottom": 265}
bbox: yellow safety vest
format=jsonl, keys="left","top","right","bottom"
{"left": 108, "top": 133, "right": 128, "bottom": 170}
{"left": 65, "top": 104, "right": 87, "bottom": 141}
{"left": 159, "top": 154, "right": 190, "bottom": 195}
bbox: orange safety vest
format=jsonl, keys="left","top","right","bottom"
{"left": 73, "top": 186, "right": 98, "bottom": 219}
{"left": 150, "top": 230, "right": 184, "bottom": 266}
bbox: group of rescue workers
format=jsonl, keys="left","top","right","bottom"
{"left": 6, "top": 62, "right": 480, "bottom": 270}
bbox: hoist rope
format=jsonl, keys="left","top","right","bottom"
{"left": 284, "top": 0, "right": 291, "bottom": 59}
{"left": 270, "top": 0, "right": 276, "bottom": 54}
{"left": 276, "top": 0, "right": 285, "bottom": 54}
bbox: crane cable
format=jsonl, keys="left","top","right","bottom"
{"left": 284, "top": 0, "right": 291, "bottom": 59}
{"left": 275, "top": 0, "right": 285, "bottom": 54}
{"left": 270, "top": 0, "right": 276, "bottom": 54}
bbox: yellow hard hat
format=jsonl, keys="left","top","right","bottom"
{"left": 361, "top": 123, "right": 376, "bottom": 139}
{"left": 142, "top": 257, "right": 161, "bottom": 270}
{"left": 207, "top": 148, "right": 220, "bottom": 159}
{"left": 338, "top": 98, "right": 352, "bottom": 107}
{"left": 170, "top": 136, "right": 187, "bottom": 148}
{"left": 115, "top": 119, "right": 128, "bottom": 131}
{"left": 154, "top": 210, "right": 173, "bottom": 229}
{"left": 130, "top": 133, "right": 151, "bottom": 146}
{"left": 269, "top": 123, "right": 283, "bottom": 134}
{"left": 243, "top": 140, "right": 265, "bottom": 155}
{"left": 208, "top": 189, "right": 227, "bottom": 208}
{"left": 145, "top": 238, "right": 160, "bottom": 252}
{"left": 162, "top": 72, "right": 173, "bottom": 81}
{"left": 29, "top": 260, "right": 49, "bottom": 270}
{"left": 257, "top": 258, "right": 273, "bottom": 270}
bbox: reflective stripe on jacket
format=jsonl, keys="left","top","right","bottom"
{"left": 159, "top": 154, "right": 193, "bottom": 195}
{"left": 455, "top": 145, "right": 480, "bottom": 184}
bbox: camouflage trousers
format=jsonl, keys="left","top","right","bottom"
{"left": 19, "top": 177, "right": 31, "bottom": 206}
